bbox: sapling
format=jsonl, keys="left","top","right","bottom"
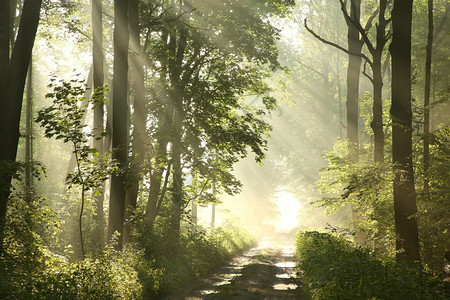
{"left": 36, "top": 76, "right": 117, "bottom": 257}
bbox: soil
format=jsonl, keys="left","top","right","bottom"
{"left": 168, "top": 236, "right": 303, "bottom": 299}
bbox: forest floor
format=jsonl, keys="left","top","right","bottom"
{"left": 169, "top": 235, "right": 303, "bottom": 299}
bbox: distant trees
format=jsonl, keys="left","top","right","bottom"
{"left": 304, "top": 0, "right": 449, "bottom": 266}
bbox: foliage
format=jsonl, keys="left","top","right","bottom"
{"left": 296, "top": 231, "right": 448, "bottom": 299}
{"left": 35, "top": 76, "right": 115, "bottom": 191}
{"left": 415, "top": 126, "right": 450, "bottom": 273}
{"left": 143, "top": 219, "right": 255, "bottom": 297}
{"left": 35, "top": 76, "right": 116, "bottom": 256}
{"left": 31, "top": 246, "right": 157, "bottom": 300}
{"left": 316, "top": 139, "right": 395, "bottom": 249}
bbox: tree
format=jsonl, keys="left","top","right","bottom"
{"left": 423, "top": 0, "right": 433, "bottom": 193}
{"left": 389, "top": 0, "right": 421, "bottom": 263}
{"left": 108, "top": 0, "right": 130, "bottom": 250}
{"left": 91, "top": 0, "right": 106, "bottom": 248}
{"left": 345, "top": 0, "right": 363, "bottom": 163}
{"left": 36, "top": 78, "right": 113, "bottom": 258}
{"left": 124, "top": 0, "right": 148, "bottom": 244}
{"left": 338, "top": 0, "right": 391, "bottom": 163}
{"left": 0, "top": 0, "right": 43, "bottom": 254}
{"left": 141, "top": 0, "right": 294, "bottom": 236}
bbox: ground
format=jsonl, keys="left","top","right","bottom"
{"left": 170, "top": 235, "right": 303, "bottom": 299}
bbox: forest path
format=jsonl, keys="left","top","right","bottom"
{"left": 171, "top": 236, "right": 303, "bottom": 299}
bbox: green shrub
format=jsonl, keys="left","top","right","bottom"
{"left": 296, "top": 231, "right": 448, "bottom": 299}
{"left": 145, "top": 221, "right": 255, "bottom": 297}
{"left": 30, "top": 246, "right": 160, "bottom": 300}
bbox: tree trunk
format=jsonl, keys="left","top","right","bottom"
{"left": 423, "top": 0, "right": 433, "bottom": 193}
{"left": 371, "top": 53, "right": 385, "bottom": 163}
{"left": 108, "top": 0, "right": 129, "bottom": 250}
{"left": 390, "top": 0, "right": 421, "bottom": 263}
{"left": 145, "top": 31, "right": 172, "bottom": 231}
{"left": 25, "top": 58, "right": 33, "bottom": 201}
{"left": 92, "top": 0, "right": 105, "bottom": 249}
{"left": 170, "top": 111, "right": 183, "bottom": 239}
{"left": 124, "top": 0, "right": 147, "bottom": 244}
{"left": 346, "top": 0, "right": 363, "bottom": 162}
{"left": 0, "top": 0, "right": 42, "bottom": 255}
{"left": 145, "top": 138, "right": 169, "bottom": 229}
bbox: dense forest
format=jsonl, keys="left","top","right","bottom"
{"left": 0, "top": 0, "right": 449, "bottom": 299}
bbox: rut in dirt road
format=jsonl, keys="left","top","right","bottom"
{"left": 172, "top": 238, "right": 302, "bottom": 299}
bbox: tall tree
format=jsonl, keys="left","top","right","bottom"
{"left": 0, "top": 0, "right": 43, "bottom": 254}
{"left": 390, "top": 0, "right": 421, "bottom": 263}
{"left": 339, "top": 0, "right": 391, "bottom": 163}
{"left": 141, "top": 0, "right": 294, "bottom": 236}
{"left": 346, "top": 0, "right": 363, "bottom": 163}
{"left": 124, "top": 0, "right": 147, "bottom": 244}
{"left": 108, "top": 0, "right": 130, "bottom": 250}
{"left": 423, "top": 0, "right": 433, "bottom": 193}
{"left": 91, "top": 0, "right": 106, "bottom": 248}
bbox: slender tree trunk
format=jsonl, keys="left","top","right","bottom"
{"left": 108, "top": 0, "right": 129, "bottom": 250}
{"left": 167, "top": 20, "right": 187, "bottom": 238}
{"left": 423, "top": 0, "right": 433, "bottom": 194}
{"left": 25, "top": 58, "right": 33, "bottom": 201}
{"left": 346, "top": 0, "right": 363, "bottom": 162}
{"left": 0, "top": 0, "right": 42, "bottom": 255}
{"left": 124, "top": 0, "right": 147, "bottom": 244}
{"left": 192, "top": 201, "right": 198, "bottom": 226}
{"left": 211, "top": 182, "right": 216, "bottom": 228}
{"left": 91, "top": 0, "right": 105, "bottom": 249}
{"left": 170, "top": 111, "right": 183, "bottom": 238}
{"left": 390, "top": 0, "right": 421, "bottom": 263}
{"left": 371, "top": 53, "right": 385, "bottom": 163}
{"left": 145, "top": 138, "right": 169, "bottom": 229}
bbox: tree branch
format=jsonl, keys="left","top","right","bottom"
{"left": 304, "top": 18, "right": 372, "bottom": 66}
{"left": 362, "top": 60, "right": 374, "bottom": 83}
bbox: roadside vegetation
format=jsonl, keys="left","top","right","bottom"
{"left": 295, "top": 231, "right": 448, "bottom": 299}
{"left": 0, "top": 208, "right": 254, "bottom": 300}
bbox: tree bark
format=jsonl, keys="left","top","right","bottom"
{"left": 124, "top": 0, "right": 147, "bottom": 244}
{"left": 92, "top": 0, "right": 106, "bottom": 249}
{"left": 25, "top": 58, "right": 33, "bottom": 201}
{"left": 346, "top": 0, "right": 363, "bottom": 163}
{"left": 371, "top": 53, "right": 385, "bottom": 163}
{"left": 423, "top": 0, "right": 433, "bottom": 194}
{"left": 0, "top": 0, "right": 42, "bottom": 255}
{"left": 168, "top": 21, "right": 187, "bottom": 239}
{"left": 108, "top": 0, "right": 129, "bottom": 250}
{"left": 390, "top": 0, "right": 421, "bottom": 263}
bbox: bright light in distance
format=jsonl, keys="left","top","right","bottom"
{"left": 274, "top": 190, "right": 301, "bottom": 232}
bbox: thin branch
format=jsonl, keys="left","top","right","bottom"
{"left": 304, "top": 18, "right": 372, "bottom": 66}
{"left": 156, "top": 162, "right": 172, "bottom": 211}
{"left": 297, "top": 60, "right": 327, "bottom": 79}
{"left": 187, "top": 178, "right": 210, "bottom": 202}
{"left": 362, "top": 61, "right": 374, "bottom": 83}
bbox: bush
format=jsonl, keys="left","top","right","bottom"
{"left": 31, "top": 246, "right": 160, "bottom": 300}
{"left": 296, "top": 231, "right": 448, "bottom": 299}
{"left": 145, "top": 221, "right": 255, "bottom": 297}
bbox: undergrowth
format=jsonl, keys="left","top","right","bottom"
{"left": 0, "top": 215, "right": 254, "bottom": 299}
{"left": 295, "top": 231, "right": 448, "bottom": 299}
{"left": 143, "top": 221, "right": 255, "bottom": 297}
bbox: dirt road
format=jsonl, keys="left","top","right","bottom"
{"left": 172, "top": 237, "right": 302, "bottom": 299}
